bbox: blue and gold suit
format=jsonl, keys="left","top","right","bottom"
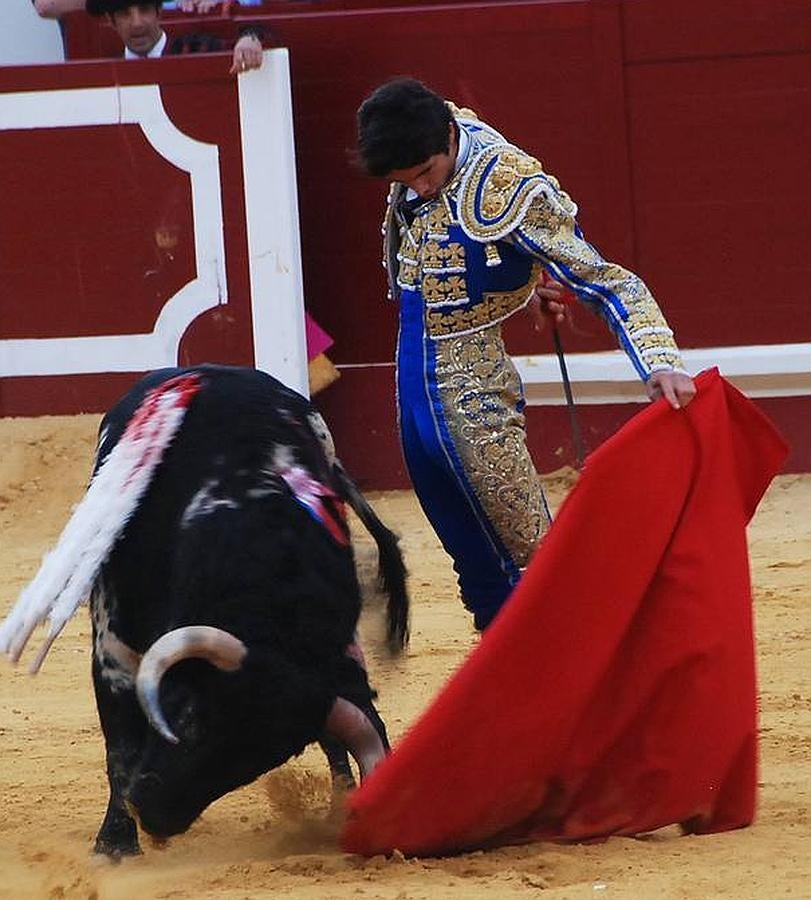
{"left": 383, "top": 107, "right": 686, "bottom": 629}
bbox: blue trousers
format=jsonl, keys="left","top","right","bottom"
{"left": 396, "top": 291, "right": 547, "bottom": 629}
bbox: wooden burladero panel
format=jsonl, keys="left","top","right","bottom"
{"left": 0, "top": 51, "right": 308, "bottom": 416}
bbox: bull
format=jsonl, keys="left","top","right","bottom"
{"left": 0, "top": 364, "right": 409, "bottom": 857}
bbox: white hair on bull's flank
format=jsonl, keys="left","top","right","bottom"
{"left": 0, "top": 375, "right": 201, "bottom": 674}
{"left": 272, "top": 443, "right": 296, "bottom": 471}
{"left": 180, "top": 478, "right": 240, "bottom": 529}
{"left": 252, "top": 444, "right": 295, "bottom": 495}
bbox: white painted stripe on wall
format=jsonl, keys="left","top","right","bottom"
{"left": 238, "top": 49, "right": 308, "bottom": 397}
{"left": 512, "top": 342, "right": 811, "bottom": 405}
{"left": 0, "top": 86, "right": 119, "bottom": 129}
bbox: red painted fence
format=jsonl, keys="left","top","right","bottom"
{"left": 2, "top": 0, "right": 810, "bottom": 484}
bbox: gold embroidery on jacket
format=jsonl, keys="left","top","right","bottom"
{"left": 422, "top": 240, "right": 466, "bottom": 273}
{"left": 459, "top": 145, "right": 555, "bottom": 241}
{"left": 423, "top": 274, "right": 468, "bottom": 306}
{"left": 434, "top": 326, "right": 550, "bottom": 563}
{"left": 426, "top": 263, "right": 540, "bottom": 338}
{"left": 425, "top": 204, "right": 451, "bottom": 238}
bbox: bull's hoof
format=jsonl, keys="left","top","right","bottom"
{"left": 93, "top": 822, "right": 142, "bottom": 860}
{"left": 330, "top": 772, "right": 356, "bottom": 803}
{"left": 92, "top": 841, "right": 142, "bottom": 863}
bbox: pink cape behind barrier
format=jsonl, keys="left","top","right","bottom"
{"left": 304, "top": 312, "right": 334, "bottom": 362}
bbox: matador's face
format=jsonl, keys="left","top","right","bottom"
{"left": 388, "top": 123, "right": 458, "bottom": 201}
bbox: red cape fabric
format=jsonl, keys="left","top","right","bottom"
{"left": 342, "top": 370, "right": 788, "bottom": 857}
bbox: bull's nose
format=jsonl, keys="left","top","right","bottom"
{"left": 126, "top": 773, "right": 197, "bottom": 839}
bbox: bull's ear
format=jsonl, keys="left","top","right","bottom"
{"left": 136, "top": 626, "right": 247, "bottom": 743}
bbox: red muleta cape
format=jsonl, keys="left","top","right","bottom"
{"left": 342, "top": 369, "right": 788, "bottom": 857}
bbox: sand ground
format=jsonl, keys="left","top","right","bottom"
{"left": 0, "top": 413, "right": 809, "bottom": 900}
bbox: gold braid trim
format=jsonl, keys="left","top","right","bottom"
{"left": 434, "top": 327, "right": 550, "bottom": 561}
{"left": 426, "top": 263, "right": 541, "bottom": 339}
{"left": 458, "top": 144, "right": 550, "bottom": 242}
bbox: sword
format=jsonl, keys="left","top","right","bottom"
{"left": 551, "top": 317, "right": 586, "bottom": 469}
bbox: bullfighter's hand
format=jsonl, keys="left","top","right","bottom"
{"left": 646, "top": 370, "right": 697, "bottom": 410}
{"left": 229, "top": 34, "right": 263, "bottom": 75}
{"left": 526, "top": 273, "right": 567, "bottom": 333}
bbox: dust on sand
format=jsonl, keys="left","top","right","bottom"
{"left": 0, "top": 414, "right": 809, "bottom": 900}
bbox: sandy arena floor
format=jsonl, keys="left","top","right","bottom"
{"left": 0, "top": 413, "right": 809, "bottom": 900}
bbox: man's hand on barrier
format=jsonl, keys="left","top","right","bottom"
{"left": 229, "top": 33, "right": 263, "bottom": 75}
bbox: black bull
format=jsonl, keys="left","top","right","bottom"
{"left": 6, "top": 365, "right": 410, "bottom": 857}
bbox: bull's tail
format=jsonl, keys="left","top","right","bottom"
{"left": 0, "top": 375, "right": 201, "bottom": 673}
{"left": 332, "top": 462, "right": 410, "bottom": 653}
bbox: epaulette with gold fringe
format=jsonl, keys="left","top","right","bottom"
{"left": 457, "top": 144, "right": 548, "bottom": 243}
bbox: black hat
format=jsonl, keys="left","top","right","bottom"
{"left": 86, "top": 0, "right": 163, "bottom": 16}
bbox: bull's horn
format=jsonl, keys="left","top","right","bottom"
{"left": 136, "top": 625, "right": 247, "bottom": 744}
{"left": 325, "top": 697, "right": 386, "bottom": 780}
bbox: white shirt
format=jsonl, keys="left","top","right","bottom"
{"left": 124, "top": 29, "right": 167, "bottom": 60}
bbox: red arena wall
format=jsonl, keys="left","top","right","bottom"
{"left": 2, "top": 0, "right": 810, "bottom": 486}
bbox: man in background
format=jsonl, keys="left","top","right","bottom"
{"left": 34, "top": 0, "right": 264, "bottom": 73}
{"left": 86, "top": 0, "right": 263, "bottom": 72}
{"left": 89, "top": 0, "right": 167, "bottom": 57}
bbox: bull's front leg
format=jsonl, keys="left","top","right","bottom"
{"left": 318, "top": 696, "right": 391, "bottom": 794}
{"left": 91, "top": 656, "right": 146, "bottom": 858}
{"left": 356, "top": 697, "right": 390, "bottom": 753}
{"left": 320, "top": 643, "right": 392, "bottom": 792}
{"left": 319, "top": 735, "right": 357, "bottom": 793}
{"left": 342, "top": 639, "right": 391, "bottom": 756}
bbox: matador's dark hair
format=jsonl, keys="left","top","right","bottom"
{"left": 86, "top": 0, "right": 163, "bottom": 16}
{"left": 356, "top": 78, "right": 453, "bottom": 177}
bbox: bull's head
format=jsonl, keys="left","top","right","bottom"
{"left": 125, "top": 625, "right": 385, "bottom": 838}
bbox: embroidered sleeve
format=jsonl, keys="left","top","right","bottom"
{"left": 509, "top": 185, "right": 686, "bottom": 380}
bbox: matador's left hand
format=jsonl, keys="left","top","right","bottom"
{"left": 527, "top": 272, "right": 568, "bottom": 332}
{"left": 647, "top": 371, "right": 696, "bottom": 410}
